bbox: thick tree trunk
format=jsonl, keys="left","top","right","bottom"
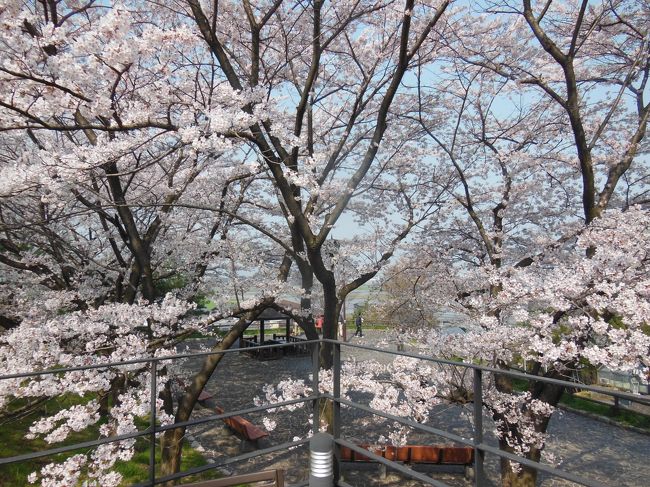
{"left": 497, "top": 435, "right": 543, "bottom": 487}
{"left": 298, "top": 259, "right": 319, "bottom": 340}
{"left": 318, "top": 282, "right": 345, "bottom": 435}
{"left": 492, "top": 372, "right": 565, "bottom": 487}
{"left": 499, "top": 457, "right": 538, "bottom": 487}
{"left": 159, "top": 313, "right": 260, "bottom": 484}
{"left": 319, "top": 279, "right": 339, "bottom": 369}
{"left": 159, "top": 428, "right": 184, "bottom": 484}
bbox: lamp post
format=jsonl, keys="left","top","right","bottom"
{"left": 309, "top": 433, "right": 334, "bottom": 487}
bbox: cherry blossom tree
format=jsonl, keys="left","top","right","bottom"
{"left": 1, "top": 0, "right": 453, "bottom": 483}
{"left": 183, "top": 0, "right": 453, "bottom": 353}
{"left": 376, "top": 1, "right": 649, "bottom": 485}
{"left": 2, "top": 1, "right": 646, "bottom": 486}
{"left": 154, "top": 0, "right": 453, "bottom": 474}
{"left": 0, "top": 1, "right": 298, "bottom": 484}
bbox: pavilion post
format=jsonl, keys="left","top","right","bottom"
{"left": 260, "top": 319, "right": 265, "bottom": 343}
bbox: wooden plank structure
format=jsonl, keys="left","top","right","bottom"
{"left": 183, "top": 469, "right": 285, "bottom": 487}
{"left": 341, "top": 443, "right": 475, "bottom": 480}
{"left": 340, "top": 444, "right": 474, "bottom": 465}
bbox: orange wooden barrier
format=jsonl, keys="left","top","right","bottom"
{"left": 340, "top": 444, "right": 473, "bottom": 465}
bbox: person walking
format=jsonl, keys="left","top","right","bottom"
{"left": 354, "top": 314, "right": 363, "bottom": 337}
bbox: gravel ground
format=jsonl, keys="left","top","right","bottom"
{"left": 172, "top": 332, "right": 650, "bottom": 487}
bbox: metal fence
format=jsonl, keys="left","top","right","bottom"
{"left": 1, "top": 338, "right": 649, "bottom": 487}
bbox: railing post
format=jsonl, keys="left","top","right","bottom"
{"left": 312, "top": 340, "right": 320, "bottom": 435}
{"left": 149, "top": 360, "right": 157, "bottom": 486}
{"left": 333, "top": 341, "right": 341, "bottom": 484}
{"left": 612, "top": 395, "right": 620, "bottom": 414}
{"left": 473, "top": 368, "right": 485, "bottom": 486}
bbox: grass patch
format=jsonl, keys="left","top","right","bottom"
{"left": 0, "top": 395, "right": 216, "bottom": 486}
{"left": 185, "top": 330, "right": 223, "bottom": 340}
{"left": 560, "top": 394, "right": 650, "bottom": 431}
{"left": 114, "top": 437, "right": 213, "bottom": 485}
{"left": 0, "top": 394, "right": 102, "bottom": 486}
{"left": 511, "top": 378, "right": 529, "bottom": 393}
{"left": 196, "top": 298, "right": 216, "bottom": 311}
{"left": 364, "top": 324, "right": 389, "bottom": 331}
{"left": 492, "top": 377, "right": 650, "bottom": 432}
{"left": 343, "top": 321, "right": 388, "bottom": 331}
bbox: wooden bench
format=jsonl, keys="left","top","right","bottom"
{"left": 213, "top": 404, "right": 269, "bottom": 442}
{"left": 340, "top": 444, "right": 475, "bottom": 480}
{"left": 183, "top": 469, "right": 284, "bottom": 487}
{"left": 198, "top": 393, "right": 269, "bottom": 443}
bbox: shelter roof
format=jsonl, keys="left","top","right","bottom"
{"left": 257, "top": 308, "right": 290, "bottom": 320}
{"left": 255, "top": 300, "right": 300, "bottom": 320}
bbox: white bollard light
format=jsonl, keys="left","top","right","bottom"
{"left": 309, "top": 432, "right": 334, "bottom": 487}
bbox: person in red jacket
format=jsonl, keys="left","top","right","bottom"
{"left": 315, "top": 314, "right": 324, "bottom": 334}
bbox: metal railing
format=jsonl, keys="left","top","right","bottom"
{"left": 1, "top": 338, "right": 649, "bottom": 486}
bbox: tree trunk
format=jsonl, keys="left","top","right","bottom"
{"left": 492, "top": 373, "right": 565, "bottom": 487}
{"left": 501, "top": 470, "right": 537, "bottom": 487}
{"left": 319, "top": 279, "right": 339, "bottom": 369}
{"left": 159, "top": 427, "right": 184, "bottom": 484}
{"left": 317, "top": 278, "right": 343, "bottom": 434}
{"left": 499, "top": 452, "right": 539, "bottom": 487}
{"left": 320, "top": 395, "right": 334, "bottom": 434}
{"left": 492, "top": 374, "right": 539, "bottom": 486}
{"left": 298, "top": 260, "right": 319, "bottom": 340}
{"left": 159, "top": 313, "right": 260, "bottom": 484}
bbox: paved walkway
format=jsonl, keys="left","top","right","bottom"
{"left": 176, "top": 332, "right": 650, "bottom": 486}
